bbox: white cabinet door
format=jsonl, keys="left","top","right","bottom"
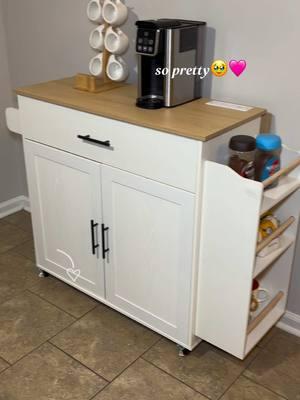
{"left": 102, "top": 165, "right": 195, "bottom": 344}
{"left": 24, "top": 140, "right": 105, "bottom": 299}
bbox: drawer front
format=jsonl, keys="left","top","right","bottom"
{"left": 19, "top": 97, "right": 200, "bottom": 192}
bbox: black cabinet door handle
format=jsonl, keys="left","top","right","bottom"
{"left": 101, "top": 224, "right": 110, "bottom": 260}
{"left": 78, "top": 134, "right": 111, "bottom": 148}
{"left": 90, "top": 220, "right": 99, "bottom": 255}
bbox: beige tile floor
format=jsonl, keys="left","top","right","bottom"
{"left": 0, "top": 211, "right": 299, "bottom": 399}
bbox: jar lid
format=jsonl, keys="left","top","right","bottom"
{"left": 229, "top": 135, "right": 256, "bottom": 152}
{"left": 256, "top": 134, "right": 282, "bottom": 151}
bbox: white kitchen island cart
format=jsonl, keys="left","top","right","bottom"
{"left": 5, "top": 77, "right": 300, "bottom": 359}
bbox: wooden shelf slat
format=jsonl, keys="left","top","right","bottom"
{"left": 254, "top": 235, "right": 294, "bottom": 278}
{"left": 256, "top": 216, "right": 295, "bottom": 255}
{"left": 261, "top": 176, "right": 300, "bottom": 216}
{"left": 247, "top": 291, "right": 284, "bottom": 334}
{"left": 263, "top": 158, "right": 300, "bottom": 189}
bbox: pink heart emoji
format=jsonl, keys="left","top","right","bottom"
{"left": 229, "top": 60, "right": 247, "bottom": 77}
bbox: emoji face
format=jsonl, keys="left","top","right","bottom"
{"left": 211, "top": 60, "right": 228, "bottom": 77}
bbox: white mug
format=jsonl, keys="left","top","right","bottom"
{"left": 89, "top": 53, "right": 104, "bottom": 77}
{"left": 89, "top": 25, "right": 105, "bottom": 51}
{"left": 105, "top": 26, "right": 129, "bottom": 55}
{"left": 103, "top": 0, "right": 128, "bottom": 26}
{"left": 106, "top": 55, "right": 129, "bottom": 82}
{"left": 253, "top": 288, "right": 269, "bottom": 303}
{"left": 87, "top": 0, "right": 104, "bottom": 23}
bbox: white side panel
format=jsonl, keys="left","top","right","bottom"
{"left": 196, "top": 161, "right": 263, "bottom": 358}
{"left": 18, "top": 96, "right": 200, "bottom": 193}
{"left": 24, "top": 140, "right": 105, "bottom": 299}
{"left": 189, "top": 118, "right": 261, "bottom": 342}
{"left": 102, "top": 165, "right": 195, "bottom": 346}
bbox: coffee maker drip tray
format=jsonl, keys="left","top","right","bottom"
{"left": 136, "top": 96, "right": 164, "bottom": 109}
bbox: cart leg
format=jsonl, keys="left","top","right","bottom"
{"left": 38, "top": 269, "right": 49, "bottom": 278}
{"left": 177, "top": 345, "right": 190, "bottom": 357}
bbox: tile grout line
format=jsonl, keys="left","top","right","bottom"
{"left": 13, "top": 240, "right": 35, "bottom": 262}
{"left": 0, "top": 286, "right": 85, "bottom": 369}
{"left": 0, "top": 217, "right": 33, "bottom": 232}
{"left": 49, "top": 341, "right": 110, "bottom": 385}
{"left": 1, "top": 212, "right": 33, "bottom": 234}
{"left": 215, "top": 345, "right": 267, "bottom": 400}
{"left": 26, "top": 287, "right": 99, "bottom": 320}
{"left": 88, "top": 336, "right": 163, "bottom": 400}
{"left": 0, "top": 298, "right": 106, "bottom": 388}
{"left": 45, "top": 300, "right": 101, "bottom": 342}
{"left": 0, "top": 244, "right": 35, "bottom": 268}
{"left": 0, "top": 288, "right": 28, "bottom": 309}
{"left": 243, "top": 329, "right": 282, "bottom": 374}
{"left": 0, "top": 236, "right": 32, "bottom": 256}
{"left": 0, "top": 342, "right": 50, "bottom": 374}
{"left": 238, "top": 331, "right": 290, "bottom": 400}
{"left": 0, "top": 236, "right": 34, "bottom": 258}
{"left": 141, "top": 357, "right": 211, "bottom": 400}
{"left": 216, "top": 373, "right": 245, "bottom": 400}
{"left": 24, "top": 288, "right": 78, "bottom": 320}
{"left": 0, "top": 357, "right": 11, "bottom": 377}
{"left": 241, "top": 375, "right": 288, "bottom": 400}
{"left": 0, "top": 308, "right": 79, "bottom": 369}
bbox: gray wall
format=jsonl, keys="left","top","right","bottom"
{"left": 2, "top": 0, "right": 300, "bottom": 314}
{"left": 0, "top": 0, "right": 25, "bottom": 202}
{"left": 2, "top": 0, "right": 94, "bottom": 88}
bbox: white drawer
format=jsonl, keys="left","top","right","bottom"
{"left": 19, "top": 97, "right": 200, "bottom": 192}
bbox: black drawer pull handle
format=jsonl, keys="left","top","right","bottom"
{"left": 101, "top": 224, "right": 110, "bottom": 260}
{"left": 90, "top": 220, "right": 99, "bottom": 255}
{"left": 78, "top": 134, "right": 111, "bottom": 148}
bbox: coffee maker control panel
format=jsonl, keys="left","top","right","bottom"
{"left": 136, "top": 29, "right": 159, "bottom": 56}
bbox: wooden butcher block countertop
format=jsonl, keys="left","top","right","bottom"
{"left": 16, "top": 77, "right": 266, "bottom": 142}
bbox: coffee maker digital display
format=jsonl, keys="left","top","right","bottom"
{"left": 135, "top": 19, "right": 206, "bottom": 109}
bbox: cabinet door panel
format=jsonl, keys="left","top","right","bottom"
{"left": 102, "top": 165, "right": 195, "bottom": 344}
{"left": 24, "top": 140, "right": 105, "bottom": 299}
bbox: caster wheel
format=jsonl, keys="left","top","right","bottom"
{"left": 177, "top": 345, "right": 190, "bottom": 357}
{"left": 38, "top": 270, "right": 49, "bottom": 278}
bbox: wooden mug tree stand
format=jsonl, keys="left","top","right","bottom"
{"left": 74, "top": 23, "right": 124, "bottom": 94}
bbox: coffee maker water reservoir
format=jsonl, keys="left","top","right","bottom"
{"left": 136, "top": 19, "right": 206, "bottom": 109}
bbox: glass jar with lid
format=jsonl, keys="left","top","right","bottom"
{"left": 228, "top": 135, "right": 256, "bottom": 180}
{"left": 255, "top": 134, "right": 282, "bottom": 188}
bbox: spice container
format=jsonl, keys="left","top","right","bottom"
{"left": 255, "top": 134, "right": 282, "bottom": 187}
{"left": 228, "top": 135, "right": 256, "bottom": 179}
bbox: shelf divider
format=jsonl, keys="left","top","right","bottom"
{"left": 247, "top": 291, "right": 284, "bottom": 334}
{"left": 256, "top": 217, "right": 295, "bottom": 255}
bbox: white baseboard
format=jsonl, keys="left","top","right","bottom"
{"left": 0, "top": 196, "right": 30, "bottom": 218}
{"left": 277, "top": 311, "right": 300, "bottom": 337}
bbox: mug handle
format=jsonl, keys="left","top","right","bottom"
{"left": 256, "top": 288, "right": 269, "bottom": 303}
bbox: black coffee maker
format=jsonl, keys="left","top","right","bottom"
{"left": 135, "top": 19, "right": 206, "bottom": 109}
